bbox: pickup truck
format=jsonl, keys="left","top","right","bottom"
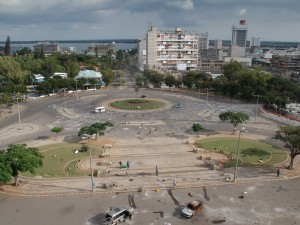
{"left": 181, "top": 200, "right": 204, "bottom": 218}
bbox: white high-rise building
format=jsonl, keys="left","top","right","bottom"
{"left": 199, "top": 32, "right": 209, "bottom": 50}
{"left": 252, "top": 36, "right": 261, "bottom": 47}
{"left": 138, "top": 38, "right": 147, "bottom": 71}
{"left": 231, "top": 20, "right": 248, "bottom": 57}
{"left": 214, "top": 39, "right": 222, "bottom": 50}
{"left": 146, "top": 26, "right": 200, "bottom": 71}
{"left": 232, "top": 20, "right": 248, "bottom": 47}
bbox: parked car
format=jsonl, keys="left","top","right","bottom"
{"left": 140, "top": 95, "right": 147, "bottom": 98}
{"left": 181, "top": 200, "right": 204, "bottom": 218}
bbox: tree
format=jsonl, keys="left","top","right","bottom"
{"left": 0, "top": 152, "right": 12, "bottom": 183}
{"left": 1, "top": 144, "right": 43, "bottom": 185}
{"left": 219, "top": 111, "right": 250, "bottom": 134}
{"left": 274, "top": 126, "right": 300, "bottom": 169}
{"left": 4, "top": 35, "right": 11, "bottom": 56}
{"left": 165, "top": 75, "right": 177, "bottom": 87}
{"left": 51, "top": 127, "right": 64, "bottom": 140}
{"left": 78, "top": 122, "right": 113, "bottom": 139}
{"left": 102, "top": 68, "right": 114, "bottom": 87}
{"left": 192, "top": 123, "right": 204, "bottom": 136}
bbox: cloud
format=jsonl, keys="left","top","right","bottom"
{"left": 165, "top": 0, "right": 194, "bottom": 10}
{"left": 238, "top": 8, "right": 247, "bottom": 16}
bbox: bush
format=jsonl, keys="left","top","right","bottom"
{"left": 128, "top": 99, "right": 144, "bottom": 104}
{"left": 80, "top": 144, "right": 88, "bottom": 152}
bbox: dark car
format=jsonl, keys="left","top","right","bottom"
{"left": 140, "top": 95, "right": 147, "bottom": 98}
{"left": 172, "top": 103, "right": 182, "bottom": 109}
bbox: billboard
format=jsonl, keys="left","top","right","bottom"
{"left": 240, "top": 20, "right": 246, "bottom": 25}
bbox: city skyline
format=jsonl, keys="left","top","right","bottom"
{"left": 0, "top": 0, "right": 299, "bottom": 42}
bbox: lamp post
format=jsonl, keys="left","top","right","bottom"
{"left": 75, "top": 79, "right": 78, "bottom": 100}
{"left": 197, "top": 81, "right": 201, "bottom": 100}
{"left": 63, "top": 88, "right": 67, "bottom": 107}
{"left": 16, "top": 97, "right": 22, "bottom": 130}
{"left": 206, "top": 88, "right": 208, "bottom": 103}
{"left": 87, "top": 135, "right": 95, "bottom": 192}
{"left": 254, "top": 95, "right": 260, "bottom": 123}
{"left": 233, "top": 127, "right": 247, "bottom": 182}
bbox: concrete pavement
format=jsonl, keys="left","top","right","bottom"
{"left": 1, "top": 160, "right": 300, "bottom": 197}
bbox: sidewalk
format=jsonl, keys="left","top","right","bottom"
{"left": 1, "top": 166, "right": 299, "bottom": 197}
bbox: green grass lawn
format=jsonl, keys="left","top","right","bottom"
{"left": 22, "top": 143, "right": 103, "bottom": 178}
{"left": 196, "top": 138, "right": 287, "bottom": 167}
{"left": 110, "top": 99, "right": 165, "bottom": 110}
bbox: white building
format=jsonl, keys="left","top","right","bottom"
{"left": 251, "top": 36, "right": 261, "bottom": 47}
{"left": 138, "top": 38, "right": 147, "bottom": 71}
{"left": 231, "top": 20, "right": 248, "bottom": 57}
{"left": 146, "top": 26, "right": 201, "bottom": 71}
{"left": 224, "top": 57, "right": 252, "bottom": 67}
{"left": 214, "top": 39, "right": 222, "bottom": 50}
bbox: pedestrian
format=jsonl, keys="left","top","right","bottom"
{"left": 156, "top": 166, "right": 159, "bottom": 176}
{"left": 119, "top": 161, "right": 122, "bottom": 168}
{"left": 173, "top": 179, "right": 177, "bottom": 189}
{"left": 126, "top": 168, "right": 129, "bottom": 176}
{"left": 127, "top": 160, "right": 130, "bottom": 169}
{"left": 5, "top": 114, "right": 7, "bottom": 119}
{"left": 277, "top": 168, "right": 280, "bottom": 177}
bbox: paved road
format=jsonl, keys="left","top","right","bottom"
{"left": 1, "top": 178, "right": 299, "bottom": 225}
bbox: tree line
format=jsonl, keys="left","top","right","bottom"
{"left": 140, "top": 60, "right": 300, "bottom": 112}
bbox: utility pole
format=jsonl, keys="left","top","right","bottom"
{"left": 16, "top": 97, "right": 22, "bottom": 130}
{"left": 233, "top": 128, "right": 247, "bottom": 182}
{"left": 88, "top": 136, "right": 95, "bottom": 192}
{"left": 75, "top": 79, "right": 78, "bottom": 100}
{"left": 255, "top": 95, "right": 260, "bottom": 123}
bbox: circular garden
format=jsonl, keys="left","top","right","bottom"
{"left": 110, "top": 98, "right": 166, "bottom": 110}
{"left": 196, "top": 137, "right": 287, "bottom": 167}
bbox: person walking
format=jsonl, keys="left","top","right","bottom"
{"left": 119, "top": 161, "right": 122, "bottom": 168}
{"left": 126, "top": 168, "right": 129, "bottom": 176}
{"left": 173, "top": 179, "right": 177, "bottom": 189}
{"left": 277, "top": 168, "right": 280, "bottom": 177}
{"left": 155, "top": 166, "right": 159, "bottom": 176}
{"left": 127, "top": 160, "right": 130, "bottom": 169}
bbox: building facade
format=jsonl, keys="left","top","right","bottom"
{"left": 33, "top": 42, "right": 60, "bottom": 55}
{"left": 146, "top": 26, "right": 200, "bottom": 71}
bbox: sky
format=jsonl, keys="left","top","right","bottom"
{"left": 0, "top": 0, "right": 299, "bottom": 42}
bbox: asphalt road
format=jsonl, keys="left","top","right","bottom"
{"left": 1, "top": 86, "right": 280, "bottom": 149}
{"left": 1, "top": 178, "right": 299, "bottom": 225}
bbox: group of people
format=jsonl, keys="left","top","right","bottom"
{"left": 119, "top": 160, "right": 130, "bottom": 176}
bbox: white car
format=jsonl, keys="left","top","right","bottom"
{"left": 181, "top": 200, "right": 203, "bottom": 218}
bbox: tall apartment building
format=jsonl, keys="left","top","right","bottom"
{"left": 146, "top": 26, "right": 199, "bottom": 71}
{"left": 138, "top": 38, "right": 147, "bottom": 71}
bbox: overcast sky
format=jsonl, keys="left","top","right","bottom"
{"left": 0, "top": 0, "right": 299, "bottom": 42}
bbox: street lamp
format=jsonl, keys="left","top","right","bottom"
{"left": 75, "top": 79, "right": 78, "bottom": 100}
{"left": 16, "top": 97, "right": 22, "bottom": 130}
{"left": 233, "top": 127, "right": 247, "bottom": 182}
{"left": 87, "top": 135, "right": 96, "bottom": 192}
{"left": 254, "top": 95, "right": 260, "bottom": 123}
{"left": 197, "top": 81, "right": 201, "bottom": 100}
{"left": 206, "top": 88, "right": 208, "bottom": 103}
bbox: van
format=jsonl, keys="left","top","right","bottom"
{"left": 93, "top": 106, "right": 105, "bottom": 113}
{"left": 102, "top": 206, "right": 134, "bottom": 225}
